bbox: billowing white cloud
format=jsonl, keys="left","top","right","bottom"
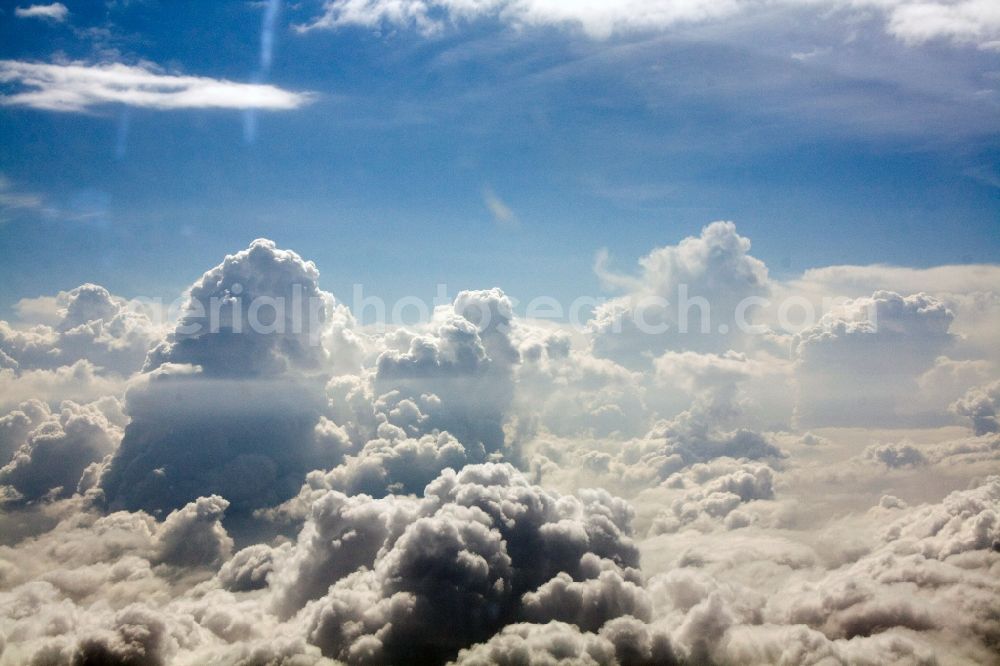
{"left": 0, "top": 283, "right": 161, "bottom": 416}
{"left": 0, "top": 361, "right": 129, "bottom": 414}
{"left": 513, "top": 327, "right": 650, "bottom": 439}
{"left": 0, "top": 60, "right": 313, "bottom": 112}
{"left": 0, "top": 284, "right": 160, "bottom": 379}
{"left": 372, "top": 288, "right": 520, "bottom": 455}
{"left": 648, "top": 461, "right": 776, "bottom": 535}
{"left": 0, "top": 398, "right": 122, "bottom": 503}
{"left": 287, "top": 463, "right": 642, "bottom": 663}
{"left": 452, "top": 619, "right": 674, "bottom": 665}
{"left": 591, "top": 221, "right": 770, "bottom": 365}
{"left": 794, "top": 290, "right": 958, "bottom": 427}
{"left": 863, "top": 440, "right": 928, "bottom": 468}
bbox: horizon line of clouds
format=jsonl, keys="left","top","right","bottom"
{"left": 297, "top": 0, "right": 1000, "bottom": 51}
{"left": 13, "top": 2, "right": 68, "bottom": 22}
{"left": 0, "top": 60, "right": 315, "bottom": 113}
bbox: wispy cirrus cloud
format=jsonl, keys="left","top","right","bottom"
{"left": 0, "top": 175, "right": 46, "bottom": 224}
{"left": 482, "top": 185, "right": 519, "bottom": 229}
{"left": 299, "top": 0, "right": 1000, "bottom": 50}
{"left": 14, "top": 3, "right": 68, "bottom": 22}
{"left": 0, "top": 60, "right": 314, "bottom": 112}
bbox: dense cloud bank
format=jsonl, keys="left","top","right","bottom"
{"left": 0, "top": 228, "right": 998, "bottom": 664}
{"left": 1, "top": 466, "right": 996, "bottom": 664}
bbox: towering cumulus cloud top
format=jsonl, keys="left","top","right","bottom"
{"left": 144, "top": 238, "right": 332, "bottom": 377}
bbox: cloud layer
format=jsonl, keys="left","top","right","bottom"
{"left": 0, "top": 228, "right": 997, "bottom": 664}
{"left": 301, "top": 0, "right": 1000, "bottom": 50}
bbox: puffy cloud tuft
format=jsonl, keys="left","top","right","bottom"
{"left": 153, "top": 495, "right": 234, "bottom": 568}
{"left": 263, "top": 463, "right": 644, "bottom": 663}
{"left": 951, "top": 380, "right": 1000, "bottom": 435}
{"left": 0, "top": 399, "right": 122, "bottom": 503}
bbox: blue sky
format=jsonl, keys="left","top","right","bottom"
{"left": 0, "top": 0, "right": 998, "bottom": 314}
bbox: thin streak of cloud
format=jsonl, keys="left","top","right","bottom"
{"left": 0, "top": 175, "right": 46, "bottom": 224}
{"left": 482, "top": 186, "right": 519, "bottom": 229}
{"left": 0, "top": 60, "right": 313, "bottom": 112}
{"left": 963, "top": 164, "right": 1000, "bottom": 190}
{"left": 0, "top": 176, "right": 114, "bottom": 226}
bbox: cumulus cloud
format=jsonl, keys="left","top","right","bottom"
{"left": 0, "top": 283, "right": 161, "bottom": 416}
{"left": 153, "top": 495, "right": 234, "bottom": 568}
{"left": 523, "top": 384, "right": 784, "bottom": 511}
{"left": 951, "top": 380, "right": 1000, "bottom": 435}
{"left": 649, "top": 461, "right": 776, "bottom": 535}
{"left": 0, "top": 495, "right": 231, "bottom": 593}
{"left": 591, "top": 221, "right": 770, "bottom": 365}
{"left": 0, "top": 283, "right": 160, "bottom": 380}
{"left": 297, "top": 428, "right": 474, "bottom": 499}
{"left": 266, "top": 463, "right": 643, "bottom": 663}
{"left": 759, "top": 478, "right": 1000, "bottom": 662}
{"left": 0, "top": 494, "right": 291, "bottom": 666}
{"left": 144, "top": 239, "right": 333, "bottom": 377}
{"left": 453, "top": 619, "right": 677, "bottom": 665}
{"left": 0, "top": 399, "right": 50, "bottom": 464}
{"left": 520, "top": 556, "right": 652, "bottom": 631}
{"left": 512, "top": 327, "right": 650, "bottom": 439}
{"left": 0, "top": 361, "right": 129, "bottom": 413}
{"left": 0, "top": 398, "right": 122, "bottom": 503}
{"left": 99, "top": 240, "right": 347, "bottom": 515}
{"left": 863, "top": 440, "right": 928, "bottom": 468}
{"left": 372, "top": 288, "right": 519, "bottom": 455}
{"left": 794, "top": 290, "right": 957, "bottom": 427}
{"left": 5, "top": 472, "right": 981, "bottom": 666}
{"left": 782, "top": 265, "right": 1000, "bottom": 367}
{"left": 636, "top": 478, "right": 1000, "bottom": 663}
{"left": 0, "top": 60, "right": 313, "bottom": 112}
